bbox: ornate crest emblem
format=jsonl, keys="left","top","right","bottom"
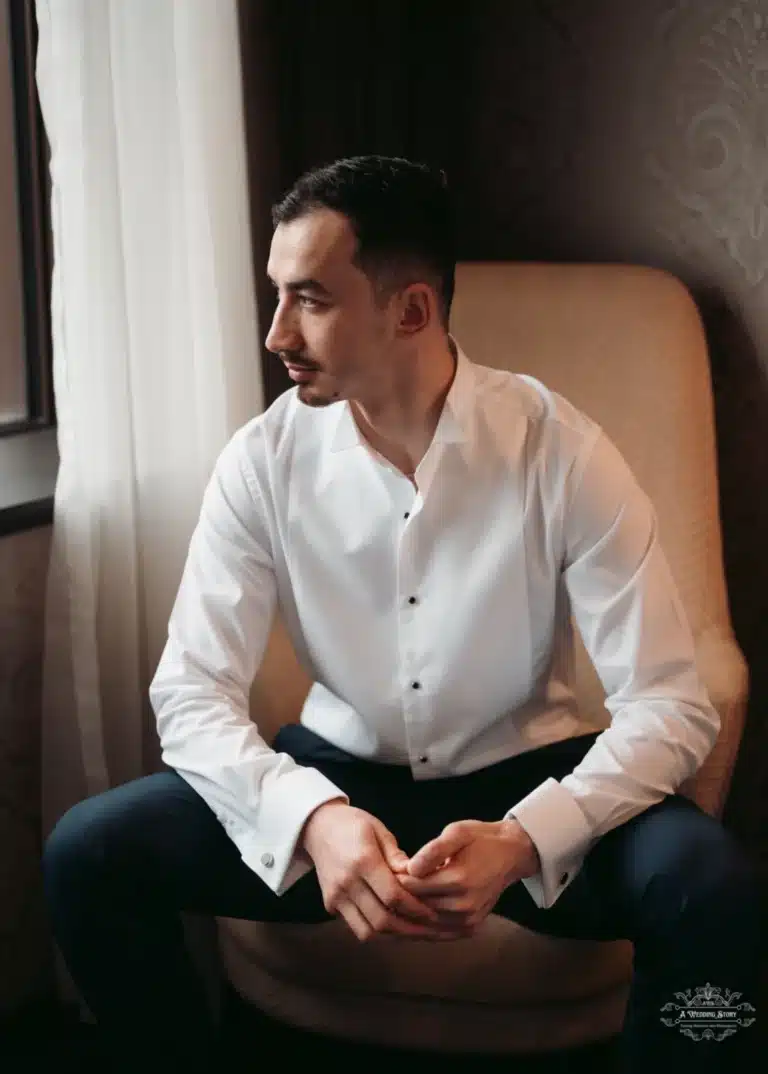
{"left": 660, "top": 982, "right": 756, "bottom": 1041}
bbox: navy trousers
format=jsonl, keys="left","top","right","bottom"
{"left": 43, "top": 725, "right": 761, "bottom": 1072}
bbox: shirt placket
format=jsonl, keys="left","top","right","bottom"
{"left": 396, "top": 484, "right": 434, "bottom": 776}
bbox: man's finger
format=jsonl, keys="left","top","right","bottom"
{"left": 352, "top": 878, "right": 444, "bottom": 932}
{"left": 397, "top": 869, "right": 465, "bottom": 897}
{"left": 419, "top": 894, "right": 475, "bottom": 914}
{"left": 348, "top": 881, "right": 394, "bottom": 934}
{"left": 370, "top": 818, "right": 410, "bottom": 873}
{"left": 349, "top": 881, "right": 465, "bottom": 940}
{"left": 407, "top": 824, "right": 472, "bottom": 878}
{"left": 337, "top": 899, "right": 373, "bottom": 942}
{"left": 363, "top": 860, "right": 441, "bottom": 924}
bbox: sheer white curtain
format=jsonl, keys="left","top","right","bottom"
{"left": 36, "top": 0, "right": 264, "bottom": 833}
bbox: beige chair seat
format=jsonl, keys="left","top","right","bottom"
{"left": 217, "top": 263, "right": 747, "bottom": 1054}
{"left": 220, "top": 916, "right": 632, "bottom": 1052}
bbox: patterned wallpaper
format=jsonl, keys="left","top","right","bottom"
{"left": 646, "top": 1, "right": 768, "bottom": 287}
{"left": 454, "top": 0, "right": 768, "bottom": 867}
{"left": 0, "top": 525, "right": 52, "bottom": 1012}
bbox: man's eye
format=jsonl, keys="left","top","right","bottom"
{"left": 298, "top": 295, "right": 323, "bottom": 309}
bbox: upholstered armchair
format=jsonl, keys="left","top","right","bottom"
{"left": 216, "top": 263, "right": 747, "bottom": 1055}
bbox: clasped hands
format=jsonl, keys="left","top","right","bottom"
{"left": 300, "top": 800, "right": 541, "bottom": 943}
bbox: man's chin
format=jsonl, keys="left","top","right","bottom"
{"left": 296, "top": 384, "right": 338, "bottom": 408}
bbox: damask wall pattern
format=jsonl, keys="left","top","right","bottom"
{"left": 647, "top": 1, "right": 768, "bottom": 287}
{"left": 455, "top": 0, "right": 768, "bottom": 871}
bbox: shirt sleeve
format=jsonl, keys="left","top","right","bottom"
{"left": 149, "top": 430, "right": 347, "bottom": 896}
{"left": 507, "top": 429, "right": 720, "bottom": 909}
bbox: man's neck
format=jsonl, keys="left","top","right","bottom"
{"left": 349, "top": 338, "right": 458, "bottom": 480}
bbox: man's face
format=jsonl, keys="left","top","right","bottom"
{"left": 265, "top": 209, "right": 398, "bottom": 408}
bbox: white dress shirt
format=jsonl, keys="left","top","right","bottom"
{"left": 150, "top": 344, "right": 719, "bottom": 909}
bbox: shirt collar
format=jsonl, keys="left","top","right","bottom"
{"left": 329, "top": 337, "right": 476, "bottom": 453}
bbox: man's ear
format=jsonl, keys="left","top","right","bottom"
{"left": 398, "top": 284, "right": 432, "bottom": 336}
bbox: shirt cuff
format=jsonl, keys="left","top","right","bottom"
{"left": 505, "top": 777, "right": 596, "bottom": 909}
{"left": 234, "top": 765, "right": 348, "bottom": 896}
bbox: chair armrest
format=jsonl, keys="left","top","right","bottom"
{"left": 678, "top": 628, "right": 749, "bottom": 818}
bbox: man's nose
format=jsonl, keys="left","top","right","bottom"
{"left": 265, "top": 301, "right": 302, "bottom": 355}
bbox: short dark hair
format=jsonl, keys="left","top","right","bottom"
{"left": 271, "top": 155, "right": 456, "bottom": 328}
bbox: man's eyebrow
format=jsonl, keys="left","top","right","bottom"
{"left": 267, "top": 275, "right": 332, "bottom": 297}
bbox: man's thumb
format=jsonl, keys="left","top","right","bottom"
{"left": 372, "top": 819, "right": 409, "bottom": 871}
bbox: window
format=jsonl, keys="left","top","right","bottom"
{"left": 0, "top": 1, "right": 55, "bottom": 538}
{"left": 0, "top": 0, "right": 52, "bottom": 437}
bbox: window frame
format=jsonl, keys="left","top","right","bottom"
{"left": 1, "top": 0, "right": 53, "bottom": 440}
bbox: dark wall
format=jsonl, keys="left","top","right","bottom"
{"left": 238, "top": 0, "right": 468, "bottom": 402}
{"left": 239, "top": 0, "right": 768, "bottom": 875}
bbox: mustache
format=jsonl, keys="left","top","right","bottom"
{"left": 280, "top": 352, "right": 318, "bottom": 371}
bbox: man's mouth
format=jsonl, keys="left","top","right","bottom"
{"left": 284, "top": 363, "right": 318, "bottom": 383}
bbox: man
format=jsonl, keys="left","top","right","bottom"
{"left": 44, "top": 156, "right": 759, "bottom": 1072}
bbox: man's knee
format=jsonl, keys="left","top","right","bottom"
{"left": 43, "top": 776, "right": 170, "bottom": 904}
{"left": 672, "top": 806, "right": 753, "bottom": 896}
{"left": 637, "top": 800, "right": 759, "bottom": 931}
{"left": 43, "top": 793, "right": 114, "bottom": 911}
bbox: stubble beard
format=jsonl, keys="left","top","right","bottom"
{"left": 297, "top": 383, "right": 341, "bottom": 408}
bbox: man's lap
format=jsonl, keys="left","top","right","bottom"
{"left": 273, "top": 725, "right": 751, "bottom": 945}
{"left": 61, "top": 723, "right": 746, "bottom": 944}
